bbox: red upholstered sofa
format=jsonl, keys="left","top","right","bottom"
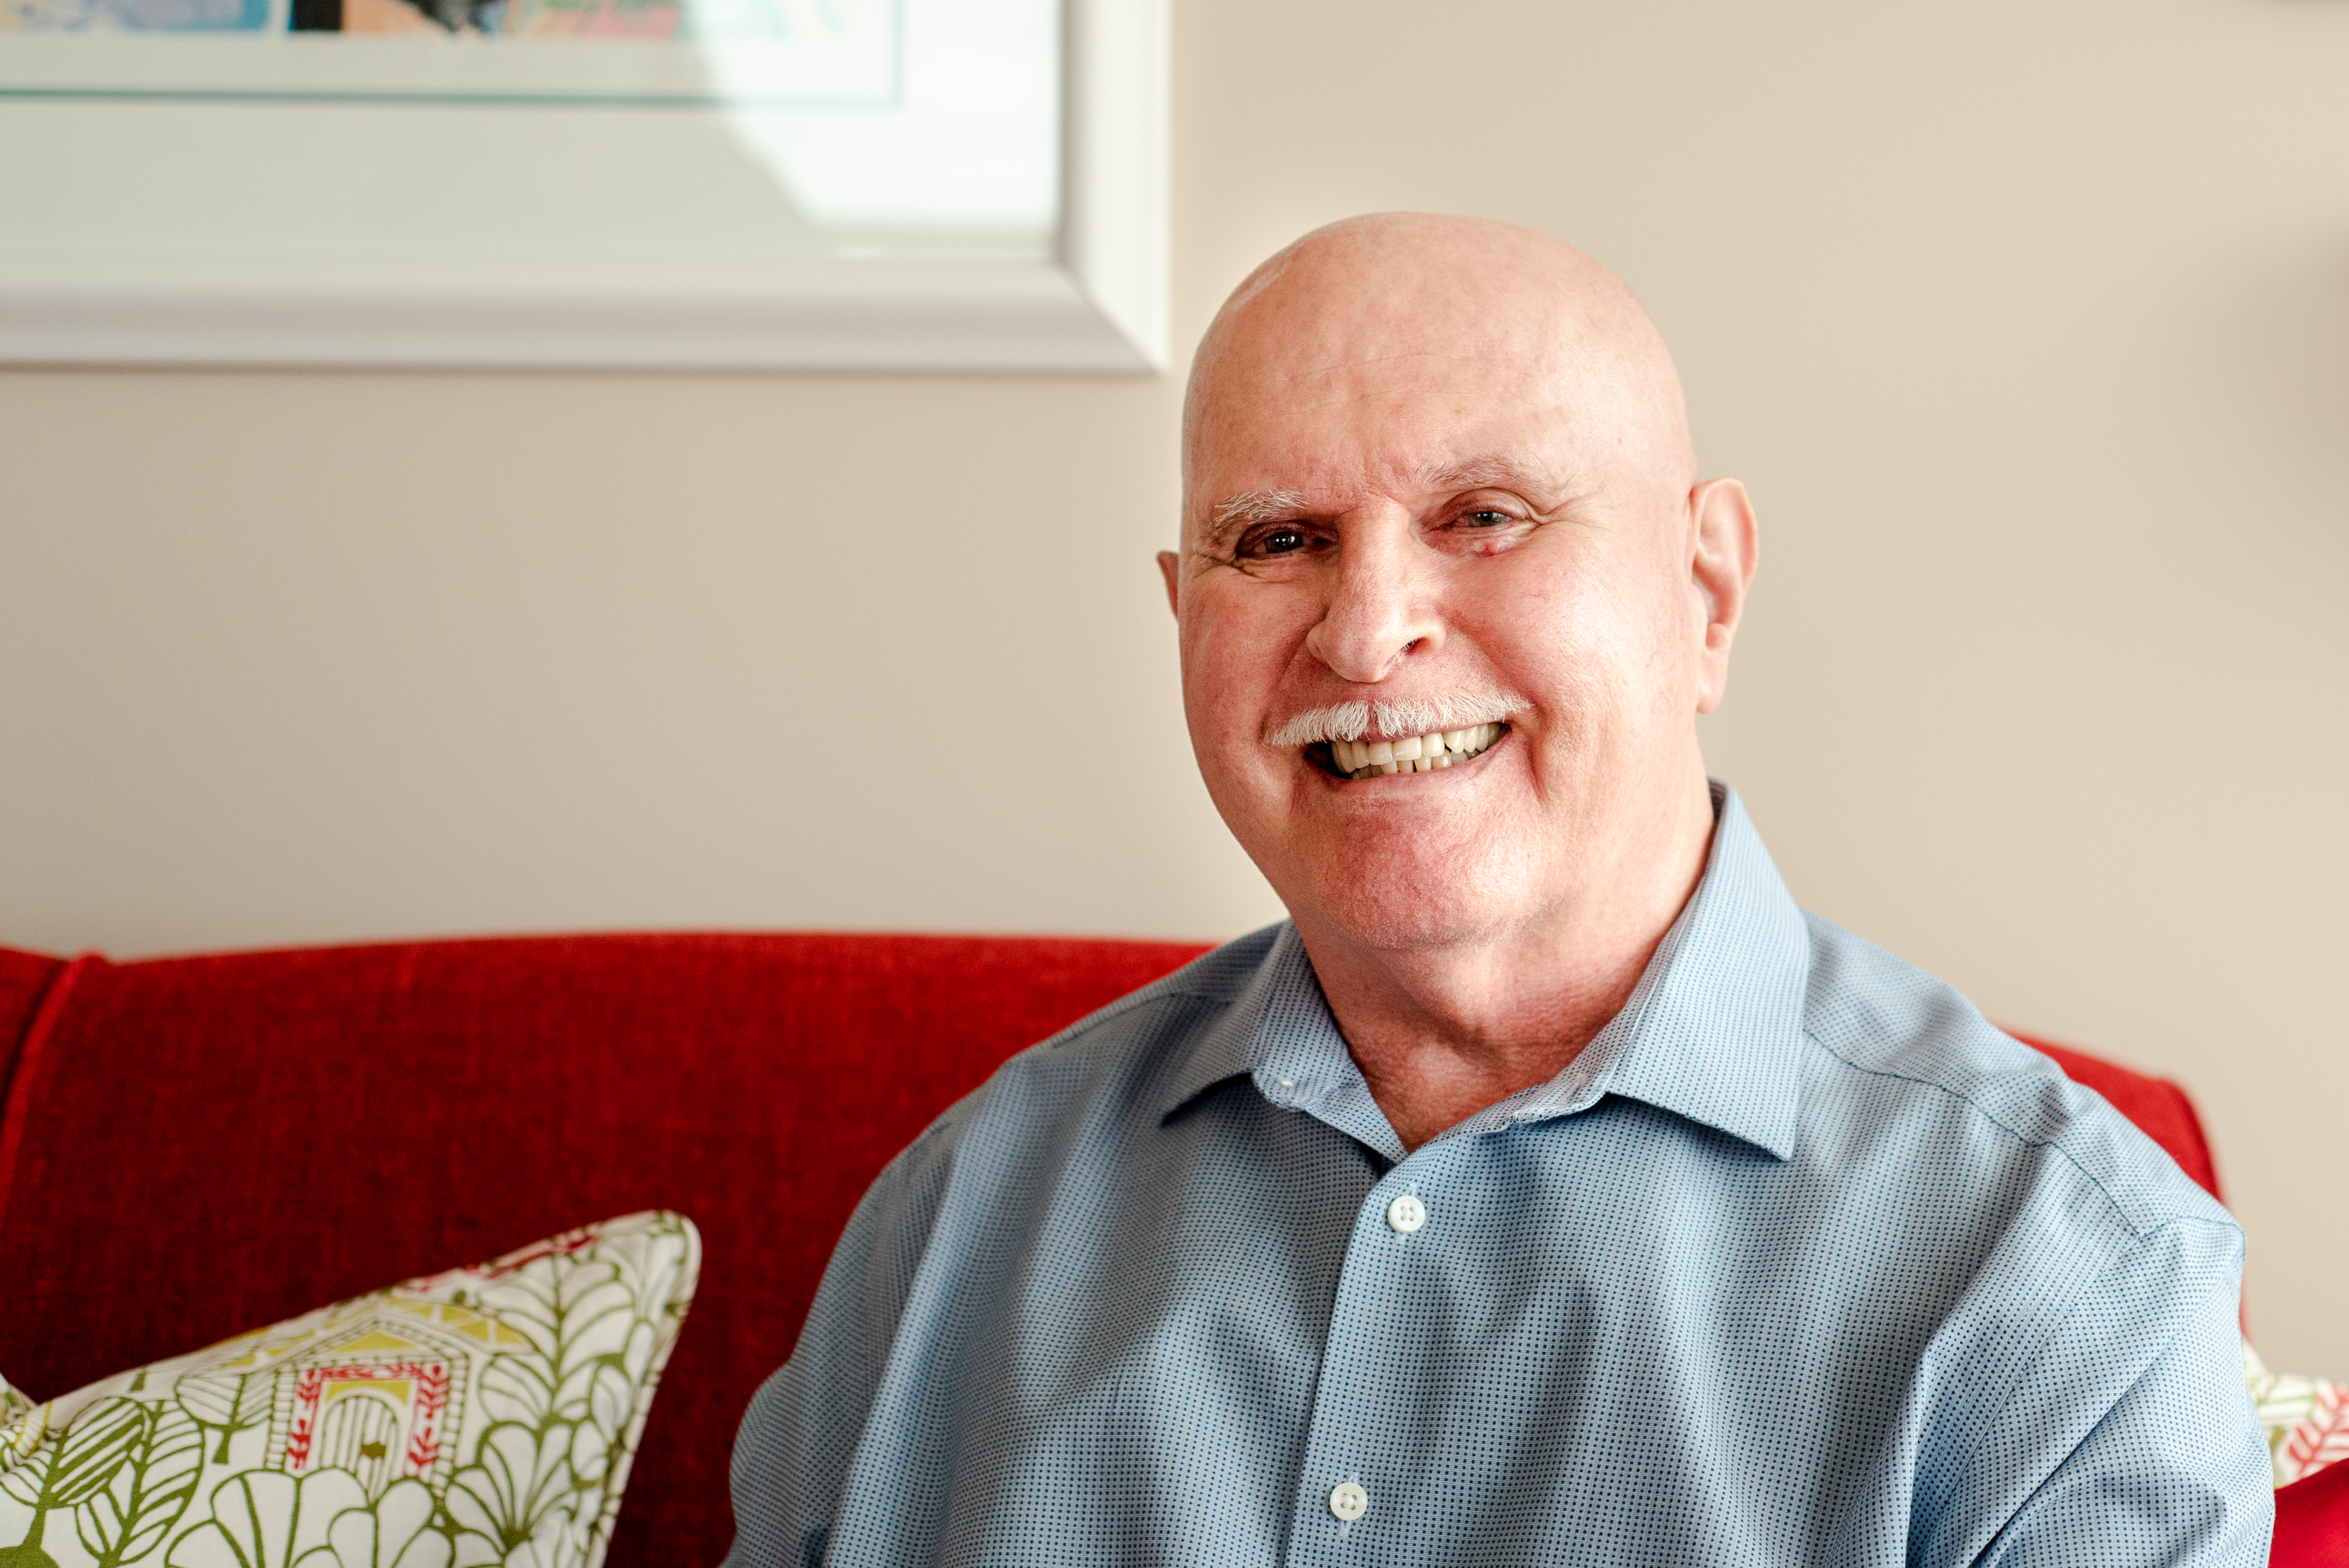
{"left": 0, "top": 933, "right": 2336, "bottom": 1566}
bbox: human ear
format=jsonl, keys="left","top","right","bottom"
{"left": 1688, "top": 479, "right": 1758, "bottom": 716}
{"left": 1157, "top": 550, "right": 1182, "bottom": 617}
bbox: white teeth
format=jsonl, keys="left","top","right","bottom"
{"left": 1325, "top": 721, "right": 1507, "bottom": 780}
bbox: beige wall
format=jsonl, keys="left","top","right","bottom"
{"left": 3, "top": 0, "right": 2343, "bottom": 1376}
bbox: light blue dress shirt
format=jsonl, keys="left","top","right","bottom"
{"left": 727, "top": 785, "right": 2272, "bottom": 1567}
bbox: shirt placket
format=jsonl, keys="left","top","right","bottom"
{"left": 1279, "top": 1134, "right": 1473, "bottom": 1568}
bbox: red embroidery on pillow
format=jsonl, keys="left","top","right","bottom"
{"left": 283, "top": 1360, "right": 452, "bottom": 1481}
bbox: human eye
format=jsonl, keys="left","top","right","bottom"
{"left": 1235, "top": 521, "right": 1327, "bottom": 561}
{"left": 1433, "top": 494, "right": 1537, "bottom": 552}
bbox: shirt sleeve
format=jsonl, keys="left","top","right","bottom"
{"left": 1956, "top": 1218, "right": 2274, "bottom": 1568}
{"left": 722, "top": 1114, "right": 963, "bottom": 1568}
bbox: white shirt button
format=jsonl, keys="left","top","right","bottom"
{"left": 1328, "top": 1481, "right": 1369, "bottom": 1521}
{"left": 1385, "top": 1194, "right": 1426, "bottom": 1233}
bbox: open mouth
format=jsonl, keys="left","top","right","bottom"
{"left": 1325, "top": 723, "right": 1504, "bottom": 780}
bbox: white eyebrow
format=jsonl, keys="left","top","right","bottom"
{"left": 1210, "top": 489, "right": 1306, "bottom": 529}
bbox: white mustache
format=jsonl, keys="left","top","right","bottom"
{"left": 1264, "top": 690, "right": 1529, "bottom": 747}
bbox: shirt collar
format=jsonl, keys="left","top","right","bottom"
{"left": 1154, "top": 921, "right": 1396, "bottom": 1144}
{"left": 1154, "top": 781, "right": 1811, "bottom": 1162}
{"left": 1572, "top": 780, "right": 1810, "bottom": 1160}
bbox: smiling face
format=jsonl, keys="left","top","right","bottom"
{"left": 1167, "top": 215, "right": 1750, "bottom": 956}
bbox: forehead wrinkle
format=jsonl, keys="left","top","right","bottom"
{"left": 1289, "top": 348, "right": 1483, "bottom": 383}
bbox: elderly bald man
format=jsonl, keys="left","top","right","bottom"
{"left": 725, "top": 216, "right": 2270, "bottom": 1567}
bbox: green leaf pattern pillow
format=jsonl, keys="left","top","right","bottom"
{"left": 0, "top": 1210, "right": 698, "bottom": 1568}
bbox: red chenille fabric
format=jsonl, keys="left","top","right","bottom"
{"left": 0, "top": 948, "right": 59, "bottom": 1055}
{"left": 0, "top": 935, "right": 2261, "bottom": 1565}
{"left": 0, "top": 934, "right": 1212, "bottom": 1568}
{"left": 2277, "top": 1456, "right": 2349, "bottom": 1568}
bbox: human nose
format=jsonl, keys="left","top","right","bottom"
{"left": 1302, "top": 517, "right": 1445, "bottom": 685}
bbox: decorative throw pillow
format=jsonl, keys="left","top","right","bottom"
{"left": 0, "top": 1210, "right": 698, "bottom": 1568}
{"left": 2248, "top": 1342, "right": 2349, "bottom": 1488}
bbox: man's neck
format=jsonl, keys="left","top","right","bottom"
{"left": 1294, "top": 764, "right": 1719, "bottom": 1152}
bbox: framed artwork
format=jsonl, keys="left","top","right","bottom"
{"left": 0, "top": 0, "right": 1166, "bottom": 368}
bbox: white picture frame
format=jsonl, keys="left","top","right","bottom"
{"left": 0, "top": 0, "right": 1165, "bottom": 371}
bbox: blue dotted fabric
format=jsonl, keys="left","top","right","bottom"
{"left": 726, "top": 786, "right": 2272, "bottom": 1567}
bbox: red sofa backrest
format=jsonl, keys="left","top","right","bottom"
{"left": 0, "top": 934, "right": 1213, "bottom": 1568}
{"left": 0, "top": 935, "right": 2236, "bottom": 1567}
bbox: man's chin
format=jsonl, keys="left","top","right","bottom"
{"left": 1285, "top": 861, "right": 1536, "bottom": 954}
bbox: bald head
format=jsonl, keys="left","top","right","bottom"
{"left": 1183, "top": 213, "right": 1694, "bottom": 535}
